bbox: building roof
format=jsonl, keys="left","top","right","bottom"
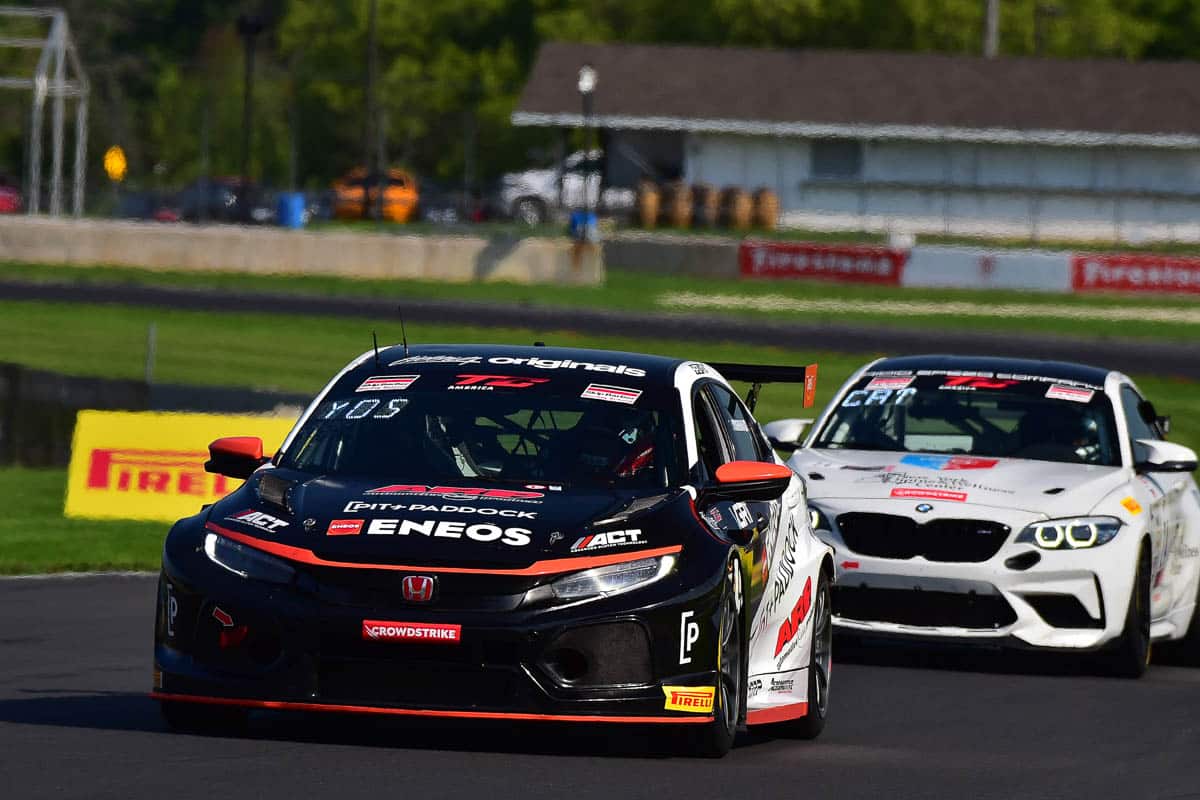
{"left": 513, "top": 42, "right": 1200, "bottom": 148}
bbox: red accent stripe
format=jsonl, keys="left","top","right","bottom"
{"left": 150, "top": 692, "right": 711, "bottom": 725}
{"left": 745, "top": 702, "right": 809, "bottom": 725}
{"left": 204, "top": 523, "right": 682, "bottom": 577}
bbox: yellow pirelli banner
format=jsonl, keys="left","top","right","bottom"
{"left": 65, "top": 410, "right": 297, "bottom": 522}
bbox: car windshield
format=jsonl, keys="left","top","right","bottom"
{"left": 812, "top": 371, "right": 1120, "bottom": 466}
{"left": 278, "top": 376, "right": 685, "bottom": 489}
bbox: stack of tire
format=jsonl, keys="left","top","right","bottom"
{"left": 634, "top": 182, "right": 778, "bottom": 231}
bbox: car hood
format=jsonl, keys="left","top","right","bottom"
{"left": 207, "top": 469, "right": 684, "bottom": 568}
{"left": 790, "top": 449, "right": 1128, "bottom": 515}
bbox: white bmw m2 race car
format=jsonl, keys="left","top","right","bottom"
{"left": 766, "top": 355, "right": 1200, "bottom": 677}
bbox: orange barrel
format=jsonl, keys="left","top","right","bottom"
{"left": 754, "top": 187, "right": 779, "bottom": 230}
{"left": 636, "top": 180, "right": 660, "bottom": 228}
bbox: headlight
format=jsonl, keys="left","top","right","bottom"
{"left": 1014, "top": 516, "right": 1122, "bottom": 550}
{"left": 549, "top": 555, "right": 675, "bottom": 601}
{"left": 808, "top": 505, "right": 831, "bottom": 532}
{"left": 204, "top": 533, "right": 295, "bottom": 584}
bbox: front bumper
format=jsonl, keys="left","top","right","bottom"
{"left": 814, "top": 501, "right": 1136, "bottom": 650}
{"left": 154, "top": 544, "right": 725, "bottom": 724}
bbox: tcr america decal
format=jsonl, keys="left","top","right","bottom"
{"left": 449, "top": 374, "right": 550, "bottom": 391}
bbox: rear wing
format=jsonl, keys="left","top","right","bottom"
{"left": 708, "top": 362, "right": 818, "bottom": 412}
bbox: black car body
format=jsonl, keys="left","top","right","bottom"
{"left": 153, "top": 345, "right": 833, "bottom": 755}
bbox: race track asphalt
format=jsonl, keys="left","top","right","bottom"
{"left": 2, "top": 574, "right": 1199, "bottom": 800}
{"left": 2, "top": 279, "right": 1198, "bottom": 380}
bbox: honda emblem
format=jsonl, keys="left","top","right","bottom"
{"left": 402, "top": 575, "right": 436, "bottom": 603}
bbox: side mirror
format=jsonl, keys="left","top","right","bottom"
{"left": 762, "top": 418, "right": 813, "bottom": 453}
{"left": 1134, "top": 439, "right": 1198, "bottom": 473}
{"left": 205, "top": 436, "right": 269, "bottom": 480}
{"left": 702, "top": 460, "right": 794, "bottom": 505}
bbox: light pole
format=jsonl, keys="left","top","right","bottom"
{"left": 236, "top": 14, "right": 265, "bottom": 198}
{"left": 577, "top": 63, "right": 597, "bottom": 234}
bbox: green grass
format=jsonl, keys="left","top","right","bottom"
{"left": 2, "top": 260, "right": 1199, "bottom": 343}
{"left": 2, "top": 296, "right": 1198, "bottom": 574}
{"left": 0, "top": 468, "right": 166, "bottom": 573}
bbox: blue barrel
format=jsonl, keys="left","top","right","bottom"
{"left": 277, "top": 192, "right": 306, "bottom": 229}
{"left": 568, "top": 210, "right": 598, "bottom": 242}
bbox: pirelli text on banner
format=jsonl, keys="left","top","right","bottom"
{"left": 65, "top": 410, "right": 296, "bottom": 522}
{"left": 739, "top": 240, "right": 908, "bottom": 285}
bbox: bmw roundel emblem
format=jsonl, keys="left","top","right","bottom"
{"left": 915, "top": 503, "right": 934, "bottom": 513}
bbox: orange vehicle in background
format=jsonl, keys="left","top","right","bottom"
{"left": 332, "top": 167, "right": 419, "bottom": 223}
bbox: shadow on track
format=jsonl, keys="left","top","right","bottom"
{"left": 834, "top": 632, "right": 1197, "bottom": 677}
{"left": 0, "top": 690, "right": 775, "bottom": 758}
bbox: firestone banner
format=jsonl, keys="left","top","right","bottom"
{"left": 739, "top": 240, "right": 908, "bottom": 285}
{"left": 1071, "top": 253, "right": 1200, "bottom": 295}
{"left": 65, "top": 410, "right": 296, "bottom": 522}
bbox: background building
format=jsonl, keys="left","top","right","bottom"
{"left": 514, "top": 42, "right": 1200, "bottom": 241}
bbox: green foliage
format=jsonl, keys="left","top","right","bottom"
{"left": 2, "top": 0, "right": 1199, "bottom": 191}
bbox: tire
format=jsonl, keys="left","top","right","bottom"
{"left": 513, "top": 197, "right": 545, "bottom": 225}
{"left": 681, "top": 559, "right": 743, "bottom": 758}
{"left": 160, "top": 700, "right": 248, "bottom": 735}
{"left": 773, "top": 568, "right": 832, "bottom": 739}
{"left": 1101, "top": 542, "right": 1152, "bottom": 678}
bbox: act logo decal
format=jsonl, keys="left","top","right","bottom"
{"left": 571, "top": 529, "right": 644, "bottom": 552}
{"left": 227, "top": 509, "right": 289, "bottom": 533}
{"left": 774, "top": 576, "right": 813, "bottom": 657}
{"left": 662, "top": 685, "right": 715, "bottom": 713}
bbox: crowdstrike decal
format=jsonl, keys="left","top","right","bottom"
{"left": 362, "top": 620, "right": 461, "bottom": 643}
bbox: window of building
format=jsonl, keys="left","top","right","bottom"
{"left": 810, "top": 139, "right": 862, "bottom": 180}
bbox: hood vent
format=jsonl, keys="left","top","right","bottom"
{"left": 257, "top": 473, "right": 294, "bottom": 513}
{"left": 590, "top": 492, "right": 672, "bottom": 528}
{"left": 1043, "top": 487, "right": 1065, "bottom": 495}
{"left": 808, "top": 472, "right": 825, "bottom": 481}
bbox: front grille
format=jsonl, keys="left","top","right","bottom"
{"left": 835, "top": 585, "right": 1017, "bottom": 629}
{"left": 539, "top": 622, "right": 653, "bottom": 688}
{"left": 837, "top": 513, "right": 1011, "bottom": 562}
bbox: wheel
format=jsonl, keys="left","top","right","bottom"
{"left": 160, "top": 699, "right": 248, "bottom": 735}
{"left": 514, "top": 197, "right": 545, "bottom": 225}
{"left": 1101, "top": 543, "right": 1151, "bottom": 678}
{"left": 681, "top": 560, "right": 743, "bottom": 758}
{"left": 769, "top": 567, "right": 832, "bottom": 739}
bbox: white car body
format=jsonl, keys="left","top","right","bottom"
{"left": 773, "top": 355, "right": 1200, "bottom": 656}
{"left": 499, "top": 150, "right": 634, "bottom": 224}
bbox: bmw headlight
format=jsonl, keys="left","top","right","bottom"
{"left": 1014, "top": 516, "right": 1122, "bottom": 550}
{"left": 204, "top": 533, "right": 295, "bottom": 584}
{"left": 549, "top": 555, "right": 676, "bottom": 601}
{"left": 808, "top": 505, "right": 832, "bottom": 532}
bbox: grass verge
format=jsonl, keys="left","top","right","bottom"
{"left": 1, "top": 260, "right": 1198, "bottom": 342}
{"left": 1, "top": 298, "right": 1197, "bottom": 573}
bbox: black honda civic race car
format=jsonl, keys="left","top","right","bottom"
{"left": 153, "top": 345, "right": 833, "bottom": 756}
